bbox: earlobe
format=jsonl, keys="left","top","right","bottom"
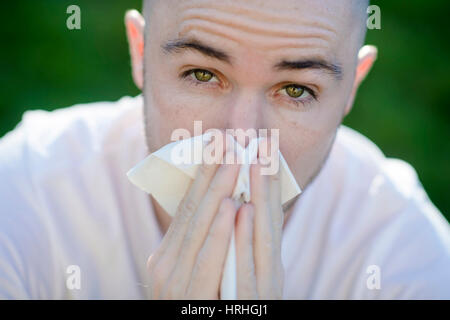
{"left": 125, "top": 10, "right": 145, "bottom": 90}
{"left": 343, "top": 45, "right": 378, "bottom": 116}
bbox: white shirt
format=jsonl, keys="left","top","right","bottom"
{"left": 0, "top": 95, "right": 449, "bottom": 299}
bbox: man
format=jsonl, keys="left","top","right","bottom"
{"left": 0, "top": 0, "right": 449, "bottom": 299}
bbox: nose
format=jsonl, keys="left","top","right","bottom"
{"left": 225, "top": 88, "right": 265, "bottom": 148}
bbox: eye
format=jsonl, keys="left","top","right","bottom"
{"left": 276, "top": 83, "right": 317, "bottom": 109}
{"left": 184, "top": 68, "right": 219, "bottom": 83}
{"left": 193, "top": 69, "right": 213, "bottom": 82}
{"left": 180, "top": 68, "right": 225, "bottom": 91}
{"left": 278, "top": 83, "right": 317, "bottom": 104}
{"left": 282, "top": 84, "right": 307, "bottom": 98}
{"left": 180, "top": 68, "right": 221, "bottom": 88}
{"left": 286, "top": 84, "right": 304, "bottom": 98}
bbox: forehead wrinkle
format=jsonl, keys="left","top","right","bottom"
{"left": 179, "top": 2, "right": 338, "bottom": 36}
{"left": 180, "top": 9, "right": 337, "bottom": 44}
{"left": 180, "top": 1, "right": 298, "bottom": 24}
{"left": 178, "top": 20, "right": 333, "bottom": 51}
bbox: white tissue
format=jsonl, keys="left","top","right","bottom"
{"left": 127, "top": 132, "right": 301, "bottom": 299}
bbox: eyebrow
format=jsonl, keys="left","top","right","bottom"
{"left": 162, "top": 38, "right": 232, "bottom": 64}
{"left": 274, "top": 59, "right": 342, "bottom": 80}
{"left": 162, "top": 38, "right": 342, "bottom": 80}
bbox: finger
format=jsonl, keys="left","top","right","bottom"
{"left": 235, "top": 203, "right": 258, "bottom": 299}
{"left": 250, "top": 162, "right": 275, "bottom": 298}
{"left": 157, "top": 129, "right": 231, "bottom": 254}
{"left": 159, "top": 139, "right": 223, "bottom": 255}
{"left": 267, "top": 152, "right": 284, "bottom": 299}
{"left": 269, "top": 153, "right": 283, "bottom": 249}
{"left": 258, "top": 137, "right": 283, "bottom": 258}
{"left": 186, "top": 198, "right": 237, "bottom": 299}
{"left": 169, "top": 154, "right": 241, "bottom": 294}
{"left": 148, "top": 136, "right": 226, "bottom": 297}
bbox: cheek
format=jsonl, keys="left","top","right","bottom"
{"left": 145, "top": 78, "right": 226, "bottom": 150}
{"left": 269, "top": 82, "right": 352, "bottom": 186}
{"left": 273, "top": 112, "right": 338, "bottom": 189}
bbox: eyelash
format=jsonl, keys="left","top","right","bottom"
{"left": 180, "top": 69, "right": 221, "bottom": 89}
{"left": 278, "top": 85, "right": 317, "bottom": 108}
{"left": 179, "top": 68, "right": 318, "bottom": 108}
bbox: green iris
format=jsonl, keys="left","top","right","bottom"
{"left": 194, "top": 69, "right": 213, "bottom": 82}
{"left": 285, "top": 85, "right": 304, "bottom": 98}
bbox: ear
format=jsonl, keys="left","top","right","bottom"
{"left": 125, "top": 10, "right": 145, "bottom": 90}
{"left": 343, "top": 45, "right": 378, "bottom": 116}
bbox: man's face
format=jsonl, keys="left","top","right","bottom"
{"left": 142, "top": 0, "right": 363, "bottom": 189}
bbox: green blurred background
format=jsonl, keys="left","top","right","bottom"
{"left": 0, "top": 1, "right": 448, "bottom": 219}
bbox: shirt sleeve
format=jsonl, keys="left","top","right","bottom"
{"left": 0, "top": 125, "right": 57, "bottom": 299}
{"left": 378, "top": 192, "right": 450, "bottom": 299}
{"left": 356, "top": 159, "right": 450, "bottom": 299}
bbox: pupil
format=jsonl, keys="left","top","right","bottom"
{"left": 288, "top": 85, "right": 303, "bottom": 97}
{"left": 195, "top": 70, "right": 211, "bottom": 81}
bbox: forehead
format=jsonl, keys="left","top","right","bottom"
{"left": 148, "top": 0, "right": 360, "bottom": 65}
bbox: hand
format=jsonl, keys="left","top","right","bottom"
{"left": 146, "top": 136, "right": 241, "bottom": 299}
{"left": 235, "top": 138, "right": 284, "bottom": 299}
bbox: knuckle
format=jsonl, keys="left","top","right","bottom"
{"left": 221, "top": 197, "right": 234, "bottom": 211}
{"left": 183, "top": 226, "right": 195, "bottom": 244}
{"left": 176, "top": 199, "right": 196, "bottom": 225}
{"left": 208, "top": 219, "right": 228, "bottom": 241}
{"left": 194, "top": 251, "right": 210, "bottom": 274}
{"left": 208, "top": 181, "right": 222, "bottom": 195}
{"left": 177, "top": 211, "right": 191, "bottom": 226}
{"left": 206, "top": 229, "right": 219, "bottom": 245}
{"left": 183, "top": 198, "right": 197, "bottom": 215}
